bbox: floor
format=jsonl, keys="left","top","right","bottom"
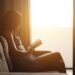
{"left": 66, "top": 69, "right": 73, "bottom": 75}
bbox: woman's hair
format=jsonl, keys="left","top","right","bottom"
{"left": 0, "top": 10, "right": 22, "bottom": 31}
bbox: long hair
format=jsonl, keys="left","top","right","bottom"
{"left": 0, "top": 10, "right": 22, "bottom": 32}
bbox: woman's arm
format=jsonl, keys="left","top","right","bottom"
{"left": 10, "top": 33, "right": 30, "bottom": 56}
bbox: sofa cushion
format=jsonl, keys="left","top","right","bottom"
{"left": 0, "top": 42, "right": 9, "bottom": 72}
{"left": 0, "top": 36, "right": 13, "bottom": 72}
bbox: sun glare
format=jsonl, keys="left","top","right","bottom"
{"left": 29, "top": 0, "right": 73, "bottom": 28}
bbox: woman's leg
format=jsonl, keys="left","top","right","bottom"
{"left": 13, "top": 52, "right": 66, "bottom": 73}
{"left": 33, "top": 52, "right": 66, "bottom": 73}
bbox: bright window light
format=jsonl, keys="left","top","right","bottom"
{"left": 29, "top": 0, "right": 73, "bottom": 68}
{"left": 30, "top": 0, "right": 73, "bottom": 28}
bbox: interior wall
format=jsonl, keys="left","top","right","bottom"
{"left": 73, "top": 0, "right": 75, "bottom": 74}
{"left": 0, "top": 0, "right": 30, "bottom": 48}
{"left": 73, "top": 0, "right": 75, "bottom": 73}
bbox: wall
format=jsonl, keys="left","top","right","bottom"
{"left": 73, "top": 0, "right": 75, "bottom": 73}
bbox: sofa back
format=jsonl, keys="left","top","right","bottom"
{"left": 0, "top": 36, "right": 13, "bottom": 72}
{"left": 0, "top": 42, "right": 9, "bottom": 72}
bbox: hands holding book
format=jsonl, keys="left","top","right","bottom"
{"left": 27, "top": 39, "right": 42, "bottom": 53}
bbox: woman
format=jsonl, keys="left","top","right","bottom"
{"left": 0, "top": 10, "right": 66, "bottom": 73}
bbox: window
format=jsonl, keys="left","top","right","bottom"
{"left": 29, "top": 0, "right": 73, "bottom": 68}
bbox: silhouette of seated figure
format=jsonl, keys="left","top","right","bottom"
{"left": 0, "top": 10, "right": 66, "bottom": 73}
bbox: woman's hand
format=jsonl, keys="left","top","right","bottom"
{"left": 27, "top": 46, "right": 34, "bottom": 54}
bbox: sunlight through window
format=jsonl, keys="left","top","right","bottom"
{"left": 29, "top": 0, "right": 73, "bottom": 68}
{"left": 30, "top": 0, "right": 73, "bottom": 28}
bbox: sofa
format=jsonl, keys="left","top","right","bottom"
{"left": 0, "top": 36, "right": 67, "bottom": 75}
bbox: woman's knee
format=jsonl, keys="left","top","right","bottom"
{"left": 52, "top": 52, "right": 62, "bottom": 60}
